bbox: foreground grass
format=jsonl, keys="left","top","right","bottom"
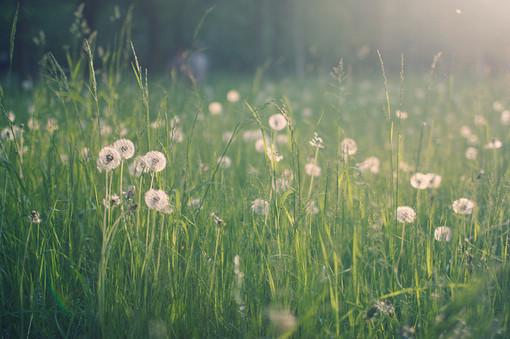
{"left": 1, "top": 45, "right": 510, "bottom": 338}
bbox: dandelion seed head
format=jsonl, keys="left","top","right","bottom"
{"left": 255, "top": 137, "right": 270, "bottom": 153}
{"left": 209, "top": 102, "right": 223, "bottom": 115}
{"left": 465, "top": 147, "right": 478, "bottom": 160}
{"left": 100, "top": 124, "right": 112, "bottom": 136}
{"left": 468, "top": 134, "right": 479, "bottom": 145}
{"left": 267, "top": 307, "right": 297, "bottom": 333}
{"left": 276, "top": 134, "right": 289, "bottom": 146}
{"left": 113, "top": 139, "right": 135, "bottom": 159}
{"left": 357, "top": 157, "right": 380, "bottom": 174}
{"left": 97, "top": 146, "right": 121, "bottom": 172}
{"left": 301, "top": 107, "right": 313, "bottom": 118}
{"left": 119, "top": 124, "right": 128, "bottom": 137}
{"left": 222, "top": 131, "right": 233, "bottom": 143}
{"left": 484, "top": 138, "right": 502, "bottom": 149}
{"left": 268, "top": 114, "right": 287, "bottom": 131}
{"left": 144, "top": 151, "right": 167, "bottom": 172}
{"left": 227, "top": 90, "right": 240, "bottom": 103}
{"left": 396, "top": 110, "right": 408, "bottom": 119}
{"left": 396, "top": 206, "right": 416, "bottom": 223}
{"left": 493, "top": 101, "right": 504, "bottom": 111}
{"left": 474, "top": 115, "right": 486, "bottom": 125}
{"left": 217, "top": 156, "right": 231, "bottom": 169}
{"left": 272, "top": 177, "right": 292, "bottom": 192}
{"left": 305, "top": 163, "right": 321, "bottom": 177}
{"left": 452, "top": 198, "right": 474, "bottom": 215}
{"left": 399, "top": 161, "right": 413, "bottom": 173}
{"left": 460, "top": 126, "right": 472, "bottom": 138}
{"left": 426, "top": 173, "right": 442, "bottom": 189}
{"left": 129, "top": 156, "right": 149, "bottom": 177}
{"left": 501, "top": 110, "right": 510, "bottom": 125}
{"left": 251, "top": 199, "right": 270, "bottom": 215}
{"left": 410, "top": 173, "right": 429, "bottom": 189}
{"left": 341, "top": 138, "right": 357, "bottom": 156}
{"left": 243, "top": 129, "right": 262, "bottom": 142}
{"left": 248, "top": 165, "right": 259, "bottom": 176}
{"left": 434, "top": 226, "right": 452, "bottom": 242}
{"left": 144, "top": 189, "right": 169, "bottom": 212}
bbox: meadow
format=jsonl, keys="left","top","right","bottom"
{"left": 1, "top": 26, "right": 510, "bottom": 338}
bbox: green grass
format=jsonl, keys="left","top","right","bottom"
{"left": 1, "top": 26, "right": 510, "bottom": 338}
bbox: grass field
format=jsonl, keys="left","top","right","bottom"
{"left": 1, "top": 31, "right": 510, "bottom": 338}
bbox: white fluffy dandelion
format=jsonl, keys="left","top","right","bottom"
{"left": 460, "top": 126, "right": 472, "bottom": 138}
{"left": 209, "top": 102, "right": 223, "bottom": 115}
{"left": 144, "top": 189, "right": 170, "bottom": 212}
{"left": 305, "top": 163, "right": 321, "bottom": 177}
{"left": 272, "top": 177, "right": 292, "bottom": 192}
{"left": 243, "top": 129, "right": 262, "bottom": 142}
{"left": 268, "top": 114, "right": 287, "bottom": 131}
{"left": 452, "top": 198, "right": 474, "bottom": 215}
{"left": 227, "top": 90, "right": 241, "bottom": 103}
{"left": 255, "top": 137, "right": 270, "bottom": 153}
{"left": 129, "top": 156, "right": 149, "bottom": 177}
{"left": 434, "top": 226, "right": 452, "bottom": 242}
{"left": 396, "top": 206, "right": 416, "bottom": 223}
{"left": 484, "top": 138, "right": 502, "bottom": 149}
{"left": 426, "top": 173, "right": 442, "bottom": 189}
{"left": 410, "top": 173, "right": 429, "bottom": 189}
{"left": 113, "top": 139, "right": 135, "bottom": 159}
{"left": 341, "top": 138, "right": 357, "bottom": 156}
{"left": 251, "top": 199, "right": 270, "bottom": 215}
{"left": 501, "top": 110, "right": 510, "bottom": 125}
{"left": 395, "top": 110, "right": 408, "bottom": 119}
{"left": 144, "top": 151, "right": 167, "bottom": 172}
{"left": 217, "top": 156, "right": 231, "bottom": 169}
{"left": 267, "top": 307, "right": 297, "bottom": 333}
{"left": 97, "top": 146, "right": 121, "bottom": 172}
{"left": 222, "top": 131, "right": 233, "bottom": 143}
{"left": 465, "top": 147, "right": 478, "bottom": 160}
{"left": 357, "top": 157, "right": 380, "bottom": 174}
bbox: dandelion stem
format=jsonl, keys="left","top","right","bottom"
{"left": 209, "top": 227, "right": 221, "bottom": 296}
{"left": 307, "top": 145, "right": 320, "bottom": 201}
{"left": 395, "top": 223, "right": 406, "bottom": 289}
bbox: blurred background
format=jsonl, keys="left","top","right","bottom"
{"left": 1, "top": 0, "right": 510, "bottom": 80}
